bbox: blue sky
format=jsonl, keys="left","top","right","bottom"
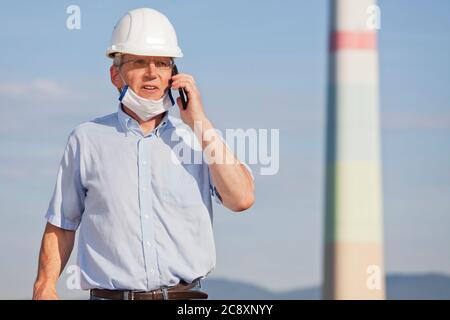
{"left": 0, "top": 0, "right": 449, "bottom": 299}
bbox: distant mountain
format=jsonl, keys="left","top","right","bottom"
{"left": 55, "top": 272, "right": 450, "bottom": 300}
{"left": 201, "top": 273, "right": 450, "bottom": 300}
{"left": 386, "top": 273, "right": 450, "bottom": 300}
{"left": 200, "top": 278, "right": 319, "bottom": 300}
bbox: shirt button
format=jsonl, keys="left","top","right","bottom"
{"left": 149, "top": 268, "right": 155, "bottom": 274}
{"left": 143, "top": 187, "right": 147, "bottom": 192}
{"left": 146, "top": 241, "right": 151, "bottom": 247}
{"left": 144, "top": 214, "right": 149, "bottom": 219}
{"left": 143, "top": 161, "right": 147, "bottom": 165}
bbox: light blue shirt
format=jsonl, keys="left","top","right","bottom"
{"left": 45, "top": 104, "right": 252, "bottom": 291}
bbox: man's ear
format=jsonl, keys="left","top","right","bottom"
{"left": 110, "top": 65, "right": 122, "bottom": 92}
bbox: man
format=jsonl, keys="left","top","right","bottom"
{"left": 33, "top": 8, "right": 254, "bottom": 300}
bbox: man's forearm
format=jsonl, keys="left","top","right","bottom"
{"left": 33, "top": 222, "right": 75, "bottom": 299}
{"left": 191, "top": 117, "right": 255, "bottom": 211}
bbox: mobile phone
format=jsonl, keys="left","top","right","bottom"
{"left": 172, "top": 64, "right": 188, "bottom": 110}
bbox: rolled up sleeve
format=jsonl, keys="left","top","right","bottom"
{"left": 45, "top": 131, "right": 86, "bottom": 231}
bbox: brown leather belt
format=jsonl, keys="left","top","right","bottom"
{"left": 90, "top": 280, "right": 208, "bottom": 300}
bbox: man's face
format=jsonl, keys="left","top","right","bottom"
{"left": 110, "top": 54, "right": 173, "bottom": 100}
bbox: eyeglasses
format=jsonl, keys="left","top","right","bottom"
{"left": 120, "top": 57, "right": 174, "bottom": 70}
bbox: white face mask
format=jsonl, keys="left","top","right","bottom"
{"left": 118, "top": 74, "right": 174, "bottom": 121}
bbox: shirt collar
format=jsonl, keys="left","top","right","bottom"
{"left": 117, "top": 103, "right": 171, "bottom": 138}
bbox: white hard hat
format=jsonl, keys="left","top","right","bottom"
{"left": 106, "top": 8, "right": 183, "bottom": 58}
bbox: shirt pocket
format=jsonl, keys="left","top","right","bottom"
{"left": 160, "top": 163, "right": 204, "bottom": 207}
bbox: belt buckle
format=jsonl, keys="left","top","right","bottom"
{"left": 123, "top": 291, "right": 135, "bottom": 300}
{"left": 161, "top": 287, "right": 169, "bottom": 300}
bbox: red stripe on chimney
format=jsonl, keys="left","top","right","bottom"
{"left": 330, "top": 31, "right": 377, "bottom": 52}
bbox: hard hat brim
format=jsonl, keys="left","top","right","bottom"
{"left": 106, "top": 44, "right": 183, "bottom": 59}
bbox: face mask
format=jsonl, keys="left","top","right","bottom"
{"left": 118, "top": 74, "right": 174, "bottom": 121}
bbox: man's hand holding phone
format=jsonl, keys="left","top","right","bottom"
{"left": 170, "top": 67, "right": 207, "bottom": 130}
